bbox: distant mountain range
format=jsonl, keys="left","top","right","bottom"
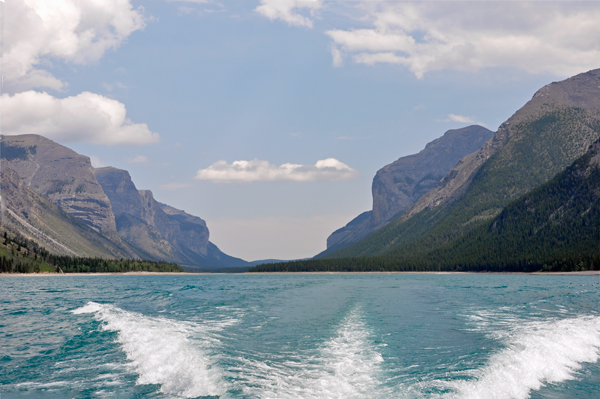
{"left": 0, "top": 134, "right": 248, "bottom": 271}
{"left": 254, "top": 68, "right": 600, "bottom": 272}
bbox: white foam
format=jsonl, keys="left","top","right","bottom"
{"left": 72, "top": 301, "right": 227, "bottom": 398}
{"left": 447, "top": 314, "right": 600, "bottom": 399}
{"left": 239, "top": 308, "right": 385, "bottom": 399}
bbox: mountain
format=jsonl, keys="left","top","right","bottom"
{"left": 251, "top": 138, "right": 600, "bottom": 273}
{"left": 324, "top": 69, "right": 600, "bottom": 261}
{"left": 1, "top": 134, "right": 247, "bottom": 270}
{"left": 0, "top": 167, "right": 138, "bottom": 259}
{"left": 1, "top": 135, "right": 118, "bottom": 236}
{"left": 95, "top": 166, "right": 248, "bottom": 269}
{"left": 319, "top": 125, "right": 493, "bottom": 256}
{"left": 424, "top": 138, "right": 600, "bottom": 271}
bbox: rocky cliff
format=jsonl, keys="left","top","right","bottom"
{"left": 96, "top": 166, "right": 248, "bottom": 269}
{"left": 0, "top": 167, "right": 137, "bottom": 259}
{"left": 1, "top": 134, "right": 247, "bottom": 269}
{"left": 1, "top": 135, "right": 118, "bottom": 237}
{"left": 320, "top": 125, "right": 493, "bottom": 256}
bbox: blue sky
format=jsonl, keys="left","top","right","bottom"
{"left": 3, "top": 0, "right": 600, "bottom": 260}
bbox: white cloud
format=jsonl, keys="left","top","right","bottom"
{"left": 326, "top": 2, "right": 600, "bottom": 78}
{"left": 447, "top": 114, "right": 475, "bottom": 124}
{"left": 1, "top": 91, "right": 160, "bottom": 146}
{"left": 3, "top": 0, "right": 146, "bottom": 92}
{"left": 195, "top": 158, "right": 359, "bottom": 183}
{"left": 128, "top": 155, "right": 149, "bottom": 163}
{"left": 256, "top": 0, "right": 322, "bottom": 28}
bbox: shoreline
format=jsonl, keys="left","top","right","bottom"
{"left": 1, "top": 270, "right": 599, "bottom": 276}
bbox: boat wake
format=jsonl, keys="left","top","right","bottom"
{"left": 72, "top": 302, "right": 600, "bottom": 399}
{"left": 73, "top": 301, "right": 230, "bottom": 398}
{"left": 443, "top": 313, "right": 600, "bottom": 399}
{"left": 236, "top": 308, "right": 385, "bottom": 399}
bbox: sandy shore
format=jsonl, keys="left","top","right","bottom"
{"left": 2, "top": 270, "right": 599, "bottom": 276}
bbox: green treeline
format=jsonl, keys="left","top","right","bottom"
{"left": 0, "top": 231, "right": 184, "bottom": 274}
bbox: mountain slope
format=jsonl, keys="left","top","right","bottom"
{"left": 252, "top": 140, "right": 600, "bottom": 272}
{"left": 319, "top": 125, "right": 493, "bottom": 256}
{"left": 0, "top": 167, "right": 138, "bottom": 259}
{"left": 96, "top": 166, "right": 248, "bottom": 269}
{"left": 327, "top": 68, "right": 600, "bottom": 259}
{"left": 425, "top": 139, "right": 600, "bottom": 270}
{"left": 1, "top": 135, "right": 119, "bottom": 236}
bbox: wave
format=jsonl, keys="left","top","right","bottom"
{"left": 444, "top": 314, "right": 600, "bottom": 399}
{"left": 73, "top": 301, "right": 229, "bottom": 398}
{"left": 237, "top": 308, "right": 384, "bottom": 399}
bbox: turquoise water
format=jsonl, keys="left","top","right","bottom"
{"left": 1, "top": 274, "right": 599, "bottom": 398}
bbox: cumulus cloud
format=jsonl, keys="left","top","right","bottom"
{"left": 327, "top": 2, "right": 600, "bottom": 78}
{"left": 1, "top": 91, "right": 159, "bottom": 146}
{"left": 256, "top": 0, "right": 322, "bottom": 28}
{"left": 195, "top": 158, "right": 359, "bottom": 183}
{"left": 3, "top": 0, "right": 146, "bottom": 91}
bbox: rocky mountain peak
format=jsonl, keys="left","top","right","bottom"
{"left": 1, "top": 134, "right": 118, "bottom": 236}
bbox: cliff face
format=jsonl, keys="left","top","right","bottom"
{"left": 96, "top": 166, "right": 247, "bottom": 269}
{"left": 0, "top": 167, "right": 137, "bottom": 259}
{"left": 405, "top": 69, "right": 600, "bottom": 219}
{"left": 320, "top": 125, "right": 493, "bottom": 256}
{"left": 1, "top": 135, "right": 118, "bottom": 236}
{"left": 371, "top": 125, "right": 494, "bottom": 226}
{"left": 1, "top": 134, "right": 247, "bottom": 269}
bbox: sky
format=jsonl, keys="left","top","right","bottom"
{"left": 2, "top": 0, "right": 600, "bottom": 261}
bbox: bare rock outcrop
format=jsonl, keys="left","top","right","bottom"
{"left": 0, "top": 167, "right": 137, "bottom": 259}
{"left": 96, "top": 166, "right": 247, "bottom": 269}
{"left": 1, "top": 135, "right": 118, "bottom": 236}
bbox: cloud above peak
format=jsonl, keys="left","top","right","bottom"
{"left": 195, "top": 158, "right": 359, "bottom": 183}
{"left": 327, "top": 2, "right": 600, "bottom": 78}
{"left": 2, "top": 91, "right": 159, "bottom": 146}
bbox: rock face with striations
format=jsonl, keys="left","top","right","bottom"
{"left": 0, "top": 167, "right": 138, "bottom": 259}
{"left": 95, "top": 167, "right": 178, "bottom": 260}
{"left": 320, "top": 125, "right": 494, "bottom": 256}
{"left": 96, "top": 166, "right": 248, "bottom": 269}
{"left": 1, "top": 135, "right": 118, "bottom": 237}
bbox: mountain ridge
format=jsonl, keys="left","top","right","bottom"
{"left": 318, "top": 125, "right": 493, "bottom": 257}
{"left": 1, "top": 135, "right": 247, "bottom": 269}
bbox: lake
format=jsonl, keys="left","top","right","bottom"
{"left": 1, "top": 273, "right": 599, "bottom": 398}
